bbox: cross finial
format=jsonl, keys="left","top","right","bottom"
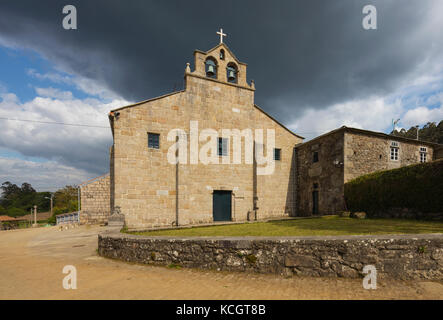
{"left": 217, "top": 28, "right": 227, "bottom": 44}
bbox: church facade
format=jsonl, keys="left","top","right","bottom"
{"left": 96, "top": 36, "right": 443, "bottom": 230}
{"left": 108, "top": 42, "right": 303, "bottom": 229}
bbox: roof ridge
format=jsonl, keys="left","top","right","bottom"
{"left": 196, "top": 43, "right": 247, "bottom": 65}
{"left": 253, "top": 104, "right": 304, "bottom": 139}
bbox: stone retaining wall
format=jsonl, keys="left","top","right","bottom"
{"left": 98, "top": 231, "right": 443, "bottom": 280}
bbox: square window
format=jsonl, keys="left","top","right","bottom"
{"left": 148, "top": 133, "right": 160, "bottom": 149}
{"left": 313, "top": 151, "right": 319, "bottom": 163}
{"left": 274, "top": 148, "right": 281, "bottom": 161}
{"left": 218, "top": 137, "right": 228, "bottom": 156}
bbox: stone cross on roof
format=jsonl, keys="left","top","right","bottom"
{"left": 217, "top": 28, "right": 227, "bottom": 44}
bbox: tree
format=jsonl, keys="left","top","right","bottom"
{"left": 7, "top": 207, "right": 27, "bottom": 217}
{"left": 20, "top": 183, "right": 36, "bottom": 194}
{"left": 0, "top": 181, "right": 50, "bottom": 216}
{"left": 0, "top": 181, "right": 21, "bottom": 207}
{"left": 53, "top": 185, "right": 78, "bottom": 209}
{"left": 391, "top": 120, "right": 443, "bottom": 144}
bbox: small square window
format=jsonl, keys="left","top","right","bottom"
{"left": 148, "top": 133, "right": 160, "bottom": 149}
{"left": 218, "top": 137, "right": 228, "bottom": 156}
{"left": 274, "top": 148, "right": 281, "bottom": 161}
{"left": 313, "top": 151, "right": 319, "bottom": 163}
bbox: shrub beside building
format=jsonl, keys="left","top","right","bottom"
{"left": 344, "top": 159, "right": 443, "bottom": 219}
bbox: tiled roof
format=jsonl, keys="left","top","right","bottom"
{"left": 0, "top": 215, "right": 18, "bottom": 222}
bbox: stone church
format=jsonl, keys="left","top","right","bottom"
{"left": 78, "top": 32, "right": 443, "bottom": 229}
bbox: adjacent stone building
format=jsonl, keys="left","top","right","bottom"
{"left": 79, "top": 174, "right": 110, "bottom": 224}
{"left": 295, "top": 126, "right": 442, "bottom": 216}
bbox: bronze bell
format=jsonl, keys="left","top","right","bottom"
{"left": 228, "top": 69, "right": 236, "bottom": 81}
{"left": 207, "top": 64, "right": 215, "bottom": 76}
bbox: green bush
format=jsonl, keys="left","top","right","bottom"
{"left": 47, "top": 214, "right": 56, "bottom": 225}
{"left": 344, "top": 159, "right": 443, "bottom": 216}
{"left": 53, "top": 207, "right": 66, "bottom": 215}
{"left": 6, "top": 207, "right": 27, "bottom": 217}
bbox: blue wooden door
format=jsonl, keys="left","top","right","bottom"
{"left": 213, "top": 191, "right": 232, "bottom": 221}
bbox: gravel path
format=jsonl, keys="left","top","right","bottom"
{"left": 0, "top": 225, "right": 441, "bottom": 299}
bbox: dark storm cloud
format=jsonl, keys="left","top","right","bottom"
{"left": 1, "top": 0, "right": 440, "bottom": 123}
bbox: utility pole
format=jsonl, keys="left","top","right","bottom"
{"left": 45, "top": 194, "right": 54, "bottom": 217}
{"left": 77, "top": 186, "right": 81, "bottom": 224}
{"left": 416, "top": 125, "right": 419, "bottom": 140}
{"left": 33, "top": 205, "right": 38, "bottom": 227}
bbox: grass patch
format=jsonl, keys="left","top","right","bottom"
{"left": 129, "top": 216, "right": 443, "bottom": 237}
{"left": 245, "top": 254, "right": 257, "bottom": 265}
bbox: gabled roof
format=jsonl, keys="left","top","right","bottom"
{"left": 0, "top": 215, "right": 18, "bottom": 222}
{"left": 107, "top": 96, "right": 303, "bottom": 140}
{"left": 110, "top": 90, "right": 185, "bottom": 113}
{"left": 19, "top": 211, "right": 51, "bottom": 221}
{"left": 79, "top": 173, "right": 110, "bottom": 187}
{"left": 253, "top": 104, "right": 304, "bottom": 139}
{"left": 295, "top": 126, "right": 443, "bottom": 148}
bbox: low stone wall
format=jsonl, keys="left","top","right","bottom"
{"left": 98, "top": 231, "right": 443, "bottom": 280}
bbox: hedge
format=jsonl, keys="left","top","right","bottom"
{"left": 344, "top": 159, "right": 443, "bottom": 217}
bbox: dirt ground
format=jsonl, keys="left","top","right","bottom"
{"left": 0, "top": 225, "right": 442, "bottom": 300}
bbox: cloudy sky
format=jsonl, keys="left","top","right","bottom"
{"left": 0, "top": 0, "right": 442, "bottom": 191}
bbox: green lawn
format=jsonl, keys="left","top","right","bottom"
{"left": 130, "top": 216, "right": 443, "bottom": 237}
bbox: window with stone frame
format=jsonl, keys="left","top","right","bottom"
{"left": 313, "top": 151, "right": 319, "bottom": 163}
{"left": 274, "top": 148, "right": 281, "bottom": 161}
{"left": 390, "top": 141, "right": 399, "bottom": 161}
{"left": 420, "top": 147, "right": 427, "bottom": 163}
{"left": 218, "top": 137, "right": 228, "bottom": 156}
{"left": 147, "top": 132, "right": 160, "bottom": 149}
{"left": 390, "top": 146, "right": 399, "bottom": 161}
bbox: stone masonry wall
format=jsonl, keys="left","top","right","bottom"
{"left": 294, "top": 129, "right": 438, "bottom": 217}
{"left": 344, "top": 132, "right": 435, "bottom": 183}
{"left": 295, "top": 131, "right": 345, "bottom": 216}
{"left": 111, "top": 44, "right": 302, "bottom": 229}
{"left": 80, "top": 174, "right": 111, "bottom": 224}
{"left": 98, "top": 231, "right": 443, "bottom": 280}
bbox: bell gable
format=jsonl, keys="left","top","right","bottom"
{"left": 189, "top": 43, "right": 252, "bottom": 89}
